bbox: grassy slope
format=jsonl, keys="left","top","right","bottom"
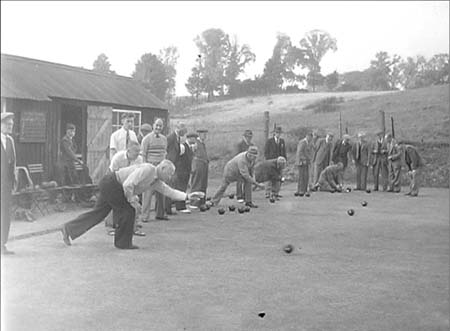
{"left": 174, "top": 85, "right": 449, "bottom": 187}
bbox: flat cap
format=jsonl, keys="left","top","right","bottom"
{"left": 273, "top": 126, "right": 282, "bottom": 133}
{"left": 186, "top": 132, "right": 199, "bottom": 138}
{"left": 1, "top": 112, "right": 14, "bottom": 122}
{"left": 140, "top": 123, "right": 152, "bottom": 132}
{"left": 66, "top": 123, "right": 76, "bottom": 130}
{"left": 247, "top": 145, "right": 258, "bottom": 156}
{"left": 197, "top": 129, "right": 208, "bottom": 133}
{"left": 244, "top": 129, "right": 253, "bottom": 137}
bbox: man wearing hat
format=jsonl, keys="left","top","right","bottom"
{"left": 370, "top": 130, "right": 389, "bottom": 191}
{"left": 295, "top": 131, "right": 314, "bottom": 196}
{"left": 264, "top": 126, "right": 287, "bottom": 198}
{"left": 397, "top": 141, "right": 425, "bottom": 197}
{"left": 254, "top": 156, "right": 287, "bottom": 200}
{"left": 59, "top": 123, "right": 83, "bottom": 186}
{"left": 173, "top": 133, "right": 197, "bottom": 213}
{"left": 1, "top": 112, "right": 16, "bottom": 254}
{"left": 137, "top": 123, "right": 152, "bottom": 144}
{"left": 110, "top": 113, "right": 138, "bottom": 159}
{"left": 351, "top": 132, "right": 370, "bottom": 190}
{"left": 332, "top": 134, "right": 352, "bottom": 170}
{"left": 211, "top": 146, "right": 264, "bottom": 207}
{"left": 312, "top": 162, "right": 344, "bottom": 192}
{"left": 312, "top": 133, "right": 334, "bottom": 185}
{"left": 235, "top": 129, "right": 254, "bottom": 202}
{"left": 165, "top": 122, "right": 188, "bottom": 215}
{"left": 190, "top": 129, "right": 209, "bottom": 209}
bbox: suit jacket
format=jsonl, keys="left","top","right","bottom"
{"left": 403, "top": 145, "right": 424, "bottom": 171}
{"left": 332, "top": 139, "right": 352, "bottom": 168}
{"left": 166, "top": 132, "right": 181, "bottom": 164}
{"left": 60, "top": 135, "right": 78, "bottom": 164}
{"left": 313, "top": 138, "right": 332, "bottom": 166}
{"left": 370, "top": 139, "right": 389, "bottom": 166}
{"left": 295, "top": 138, "right": 313, "bottom": 166}
{"left": 254, "top": 159, "right": 282, "bottom": 183}
{"left": 319, "top": 164, "right": 343, "bottom": 188}
{"left": 388, "top": 140, "right": 402, "bottom": 167}
{"left": 223, "top": 152, "right": 256, "bottom": 184}
{"left": 351, "top": 141, "right": 370, "bottom": 166}
{"left": 264, "top": 137, "right": 286, "bottom": 160}
{"left": 177, "top": 142, "right": 194, "bottom": 175}
{"left": 1, "top": 134, "right": 16, "bottom": 188}
{"left": 236, "top": 138, "right": 253, "bottom": 155}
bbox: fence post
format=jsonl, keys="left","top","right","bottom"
{"left": 339, "top": 111, "right": 342, "bottom": 139}
{"left": 380, "top": 110, "right": 386, "bottom": 136}
{"left": 263, "top": 111, "right": 270, "bottom": 143}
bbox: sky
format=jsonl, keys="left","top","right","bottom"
{"left": 1, "top": 1, "right": 449, "bottom": 96}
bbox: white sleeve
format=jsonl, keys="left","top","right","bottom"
{"left": 153, "top": 180, "right": 187, "bottom": 201}
{"left": 122, "top": 168, "right": 144, "bottom": 204}
{"left": 180, "top": 144, "right": 186, "bottom": 155}
{"left": 110, "top": 131, "right": 117, "bottom": 150}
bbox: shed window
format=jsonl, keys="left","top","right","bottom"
{"left": 112, "top": 109, "right": 142, "bottom": 135}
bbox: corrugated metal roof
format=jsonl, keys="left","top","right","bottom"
{"left": 1, "top": 53, "right": 168, "bottom": 110}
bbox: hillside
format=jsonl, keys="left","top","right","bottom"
{"left": 173, "top": 85, "right": 449, "bottom": 187}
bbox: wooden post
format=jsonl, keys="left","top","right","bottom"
{"left": 263, "top": 111, "right": 270, "bottom": 142}
{"left": 339, "top": 111, "right": 342, "bottom": 139}
{"left": 391, "top": 116, "right": 395, "bottom": 139}
{"left": 380, "top": 110, "right": 386, "bottom": 136}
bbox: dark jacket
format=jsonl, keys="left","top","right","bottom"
{"left": 264, "top": 136, "right": 286, "bottom": 160}
{"left": 166, "top": 132, "right": 181, "bottom": 164}
{"left": 60, "top": 135, "right": 78, "bottom": 164}
{"left": 313, "top": 138, "right": 332, "bottom": 166}
{"left": 177, "top": 142, "right": 194, "bottom": 175}
{"left": 318, "top": 164, "right": 343, "bottom": 189}
{"left": 254, "top": 159, "right": 282, "bottom": 183}
{"left": 332, "top": 139, "right": 352, "bottom": 168}
{"left": 236, "top": 137, "right": 253, "bottom": 155}
{"left": 1, "top": 135, "right": 16, "bottom": 187}
{"left": 351, "top": 141, "right": 370, "bottom": 166}
{"left": 403, "top": 145, "right": 424, "bottom": 171}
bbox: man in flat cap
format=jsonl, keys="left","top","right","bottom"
{"left": 254, "top": 156, "right": 286, "bottom": 200}
{"left": 312, "top": 132, "right": 334, "bottom": 185}
{"left": 59, "top": 123, "right": 83, "bottom": 187}
{"left": 351, "top": 132, "right": 370, "bottom": 191}
{"left": 235, "top": 129, "right": 254, "bottom": 202}
{"left": 137, "top": 123, "right": 152, "bottom": 145}
{"left": 397, "top": 141, "right": 425, "bottom": 197}
{"left": 264, "top": 126, "right": 287, "bottom": 198}
{"left": 312, "top": 162, "right": 345, "bottom": 193}
{"left": 110, "top": 113, "right": 138, "bottom": 159}
{"left": 295, "top": 131, "right": 314, "bottom": 196}
{"left": 1, "top": 112, "right": 17, "bottom": 254}
{"left": 211, "top": 146, "right": 264, "bottom": 207}
{"left": 61, "top": 160, "right": 205, "bottom": 250}
{"left": 370, "top": 130, "right": 389, "bottom": 191}
{"left": 165, "top": 122, "right": 188, "bottom": 215}
{"left": 190, "top": 129, "right": 209, "bottom": 209}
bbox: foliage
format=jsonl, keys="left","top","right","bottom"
{"left": 325, "top": 71, "right": 339, "bottom": 91}
{"left": 92, "top": 53, "right": 115, "bottom": 74}
{"left": 158, "top": 46, "right": 179, "bottom": 104}
{"left": 302, "top": 96, "right": 344, "bottom": 113}
{"left": 132, "top": 53, "right": 169, "bottom": 102}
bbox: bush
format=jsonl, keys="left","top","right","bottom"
{"left": 303, "top": 97, "right": 345, "bottom": 113}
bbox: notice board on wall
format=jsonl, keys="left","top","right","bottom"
{"left": 20, "top": 110, "right": 47, "bottom": 143}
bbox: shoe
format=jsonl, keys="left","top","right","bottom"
{"left": 299, "top": 193, "right": 305, "bottom": 197}
{"left": 167, "top": 211, "right": 177, "bottom": 215}
{"left": 237, "top": 199, "right": 244, "bottom": 203}
{"left": 265, "top": 194, "right": 270, "bottom": 199}
{"left": 294, "top": 192, "right": 300, "bottom": 197}
{"left": 387, "top": 189, "right": 394, "bottom": 192}
{"left": 276, "top": 194, "right": 283, "bottom": 198}
{"left": 117, "top": 245, "right": 139, "bottom": 250}
{"left": 404, "top": 192, "right": 411, "bottom": 196}
{"left": 134, "top": 230, "right": 146, "bottom": 236}
{"left": 1, "top": 247, "right": 14, "bottom": 255}
{"left": 245, "top": 202, "right": 258, "bottom": 208}
{"left": 61, "top": 226, "right": 71, "bottom": 246}
{"left": 179, "top": 209, "right": 192, "bottom": 214}
{"left": 155, "top": 216, "right": 169, "bottom": 221}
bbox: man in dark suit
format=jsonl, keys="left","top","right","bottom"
{"left": 254, "top": 156, "right": 286, "bottom": 199}
{"left": 295, "top": 131, "right": 313, "bottom": 196}
{"left": 332, "top": 134, "right": 352, "bottom": 169}
{"left": 264, "top": 126, "right": 286, "bottom": 198}
{"left": 1, "top": 112, "right": 16, "bottom": 255}
{"left": 235, "top": 129, "right": 254, "bottom": 202}
{"left": 370, "top": 131, "right": 389, "bottom": 191}
{"left": 398, "top": 142, "right": 425, "bottom": 197}
{"left": 312, "top": 133, "right": 334, "bottom": 185}
{"left": 174, "top": 133, "right": 196, "bottom": 213}
{"left": 351, "top": 132, "right": 370, "bottom": 190}
{"left": 165, "top": 123, "right": 187, "bottom": 215}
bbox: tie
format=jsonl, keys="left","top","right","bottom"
{"left": 357, "top": 143, "right": 360, "bottom": 160}
{"left": 126, "top": 130, "right": 130, "bottom": 148}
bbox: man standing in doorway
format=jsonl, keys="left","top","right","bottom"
{"left": 60, "top": 123, "right": 83, "bottom": 186}
{"left": 1, "top": 112, "right": 16, "bottom": 255}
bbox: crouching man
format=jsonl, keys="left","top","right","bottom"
{"left": 254, "top": 156, "right": 286, "bottom": 200}
{"left": 61, "top": 160, "right": 204, "bottom": 250}
{"left": 211, "top": 146, "right": 264, "bottom": 208}
{"left": 312, "top": 162, "right": 344, "bottom": 193}
{"left": 398, "top": 142, "right": 425, "bottom": 197}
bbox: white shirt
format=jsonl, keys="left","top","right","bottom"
{"left": 110, "top": 127, "right": 138, "bottom": 157}
{"left": 1, "top": 132, "right": 6, "bottom": 150}
{"left": 109, "top": 150, "right": 143, "bottom": 172}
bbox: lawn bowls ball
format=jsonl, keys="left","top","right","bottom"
{"left": 283, "top": 244, "right": 294, "bottom": 254}
{"left": 244, "top": 206, "right": 251, "bottom": 212}
{"left": 269, "top": 197, "right": 276, "bottom": 203}
{"left": 347, "top": 209, "right": 355, "bottom": 216}
{"left": 366, "top": 189, "right": 371, "bottom": 193}
{"left": 361, "top": 201, "right": 368, "bottom": 207}
{"left": 238, "top": 207, "right": 245, "bottom": 214}
{"left": 218, "top": 208, "right": 225, "bottom": 215}
{"left": 229, "top": 205, "right": 236, "bottom": 211}
{"left": 346, "top": 187, "right": 352, "bottom": 193}
{"left": 305, "top": 192, "right": 310, "bottom": 197}
{"left": 199, "top": 205, "right": 207, "bottom": 212}
{"left": 228, "top": 193, "right": 235, "bottom": 199}
{"left": 205, "top": 204, "right": 211, "bottom": 210}
{"left": 206, "top": 197, "right": 211, "bottom": 201}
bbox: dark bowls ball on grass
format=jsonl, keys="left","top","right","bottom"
{"left": 283, "top": 244, "right": 294, "bottom": 254}
{"left": 244, "top": 206, "right": 251, "bottom": 213}
{"left": 199, "top": 205, "right": 207, "bottom": 212}
{"left": 218, "top": 208, "right": 225, "bottom": 215}
{"left": 305, "top": 192, "right": 310, "bottom": 197}
{"left": 228, "top": 193, "right": 235, "bottom": 199}
{"left": 238, "top": 207, "right": 245, "bottom": 214}
{"left": 366, "top": 189, "right": 371, "bottom": 194}
{"left": 228, "top": 205, "right": 236, "bottom": 212}
{"left": 347, "top": 209, "right": 355, "bottom": 216}
{"left": 361, "top": 201, "right": 368, "bottom": 207}
{"left": 269, "top": 197, "right": 276, "bottom": 203}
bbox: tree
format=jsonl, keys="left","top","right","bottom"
{"left": 299, "top": 30, "right": 337, "bottom": 91}
{"left": 132, "top": 53, "right": 169, "bottom": 102}
{"left": 93, "top": 53, "right": 115, "bottom": 74}
{"left": 185, "top": 55, "right": 204, "bottom": 100}
{"left": 159, "top": 46, "right": 179, "bottom": 104}
{"left": 369, "top": 51, "right": 402, "bottom": 90}
{"left": 224, "top": 36, "right": 256, "bottom": 97}
{"left": 325, "top": 71, "right": 339, "bottom": 91}
{"left": 424, "top": 53, "right": 449, "bottom": 85}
